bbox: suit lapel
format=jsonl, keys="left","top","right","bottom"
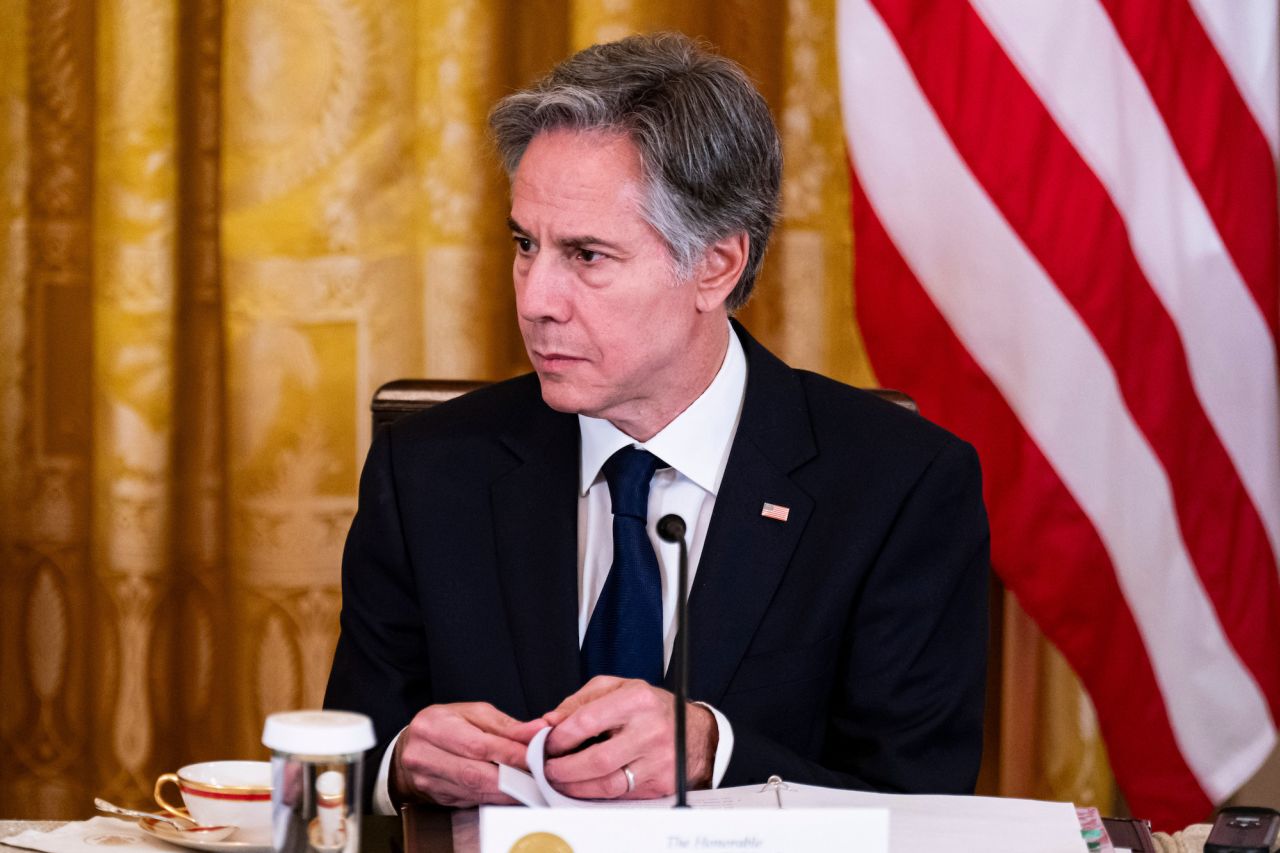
{"left": 491, "top": 402, "right": 582, "bottom": 717}
{"left": 684, "top": 325, "right": 817, "bottom": 705}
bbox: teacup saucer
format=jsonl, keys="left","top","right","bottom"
{"left": 139, "top": 817, "right": 272, "bottom": 853}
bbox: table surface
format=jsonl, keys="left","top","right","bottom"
{"left": 0, "top": 813, "right": 1218, "bottom": 853}
{"left": 0, "top": 814, "right": 441, "bottom": 852}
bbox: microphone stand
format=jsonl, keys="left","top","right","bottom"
{"left": 658, "top": 514, "right": 690, "bottom": 808}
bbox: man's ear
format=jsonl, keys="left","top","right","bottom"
{"left": 693, "top": 232, "right": 749, "bottom": 313}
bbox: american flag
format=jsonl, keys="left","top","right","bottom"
{"left": 838, "top": 0, "right": 1279, "bottom": 830}
{"left": 761, "top": 502, "right": 791, "bottom": 522}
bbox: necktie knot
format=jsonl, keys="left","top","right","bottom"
{"left": 602, "top": 446, "right": 662, "bottom": 519}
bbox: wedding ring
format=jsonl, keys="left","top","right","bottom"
{"left": 621, "top": 765, "right": 636, "bottom": 794}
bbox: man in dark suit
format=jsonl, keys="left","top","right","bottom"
{"left": 324, "top": 32, "right": 989, "bottom": 813}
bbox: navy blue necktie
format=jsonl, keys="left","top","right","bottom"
{"left": 582, "top": 447, "right": 665, "bottom": 686}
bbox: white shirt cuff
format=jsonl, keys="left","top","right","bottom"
{"left": 695, "top": 701, "right": 734, "bottom": 788}
{"left": 372, "top": 727, "right": 406, "bottom": 816}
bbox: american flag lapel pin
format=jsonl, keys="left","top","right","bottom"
{"left": 761, "top": 502, "right": 790, "bottom": 522}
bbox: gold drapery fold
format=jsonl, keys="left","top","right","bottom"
{"left": 7, "top": 0, "right": 97, "bottom": 816}
{"left": 1, "top": 0, "right": 1112, "bottom": 817}
{"left": 92, "top": 0, "right": 180, "bottom": 803}
{"left": 170, "top": 0, "right": 233, "bottom": 773}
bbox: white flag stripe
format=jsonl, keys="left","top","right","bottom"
{"left": 837, "top": 0, "right": 1277, "bottom": 801}
{"left": 971, "top": 0, "right": 1280, "bottom": 569}
{"left": 1187, "top": 0, "right": 1280, "bottom": 156}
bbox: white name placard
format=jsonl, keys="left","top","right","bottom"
{"left": 479, "top": 806, "right": 889, "bottom": 853}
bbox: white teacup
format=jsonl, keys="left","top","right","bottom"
{"left": 155, "top": 760, "right": 273, "bottom": 843}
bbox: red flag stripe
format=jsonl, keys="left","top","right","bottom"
{"left": 869, "top": 0, "right": 1280, "bottom": 719}
{"left": 1099, "top": 0, "right": 1279, "bottom": 338}
{"left": 850, "top": 169, "right": 1212, "bottom": 831}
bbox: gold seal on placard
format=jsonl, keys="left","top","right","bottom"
{"left": 509, "top": 831, "right": 573, "bottom": 853}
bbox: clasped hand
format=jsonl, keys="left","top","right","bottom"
{"left": 392, "top": 676, "right": 716, "bottom": 808}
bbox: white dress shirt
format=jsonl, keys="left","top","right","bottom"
{"left": 373, "top": 326, "right": 747, "bottom": 813}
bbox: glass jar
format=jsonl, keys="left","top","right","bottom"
{"left": 262, "top": 710, "right": 376, "bottom": 853}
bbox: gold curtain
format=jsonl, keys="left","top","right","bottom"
{"left": 0, "top": 0, "right": 1112, "bottom": 818}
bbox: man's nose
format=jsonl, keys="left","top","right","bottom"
{"left": 516, "top": 253, "right": 572, "bottom": 323}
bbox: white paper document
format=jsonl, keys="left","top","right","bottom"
{"left": 497, "top": 727, "right": 1087, "bottom": 852}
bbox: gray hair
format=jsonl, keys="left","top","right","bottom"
{"left": 488, "top": 32, "right": 782, "bottom": 311}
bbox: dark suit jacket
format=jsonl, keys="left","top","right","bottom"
{"left": 324, "top": 324, "right": 990, "bottom": 808}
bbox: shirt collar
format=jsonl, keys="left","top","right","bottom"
{"left": 578, "top": 325, "right": 747, "bottom": 497}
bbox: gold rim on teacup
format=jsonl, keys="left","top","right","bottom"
{"left": 154, "top": 769, "right": 271, "bottom": 821}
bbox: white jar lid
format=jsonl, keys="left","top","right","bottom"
{"left": 262, "top": 710, "right": 375, "bottom": 755}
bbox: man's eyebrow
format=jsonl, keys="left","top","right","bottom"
{"left": 559, "top": 235, "right": 624, "bottom": 253}
{"left": 506, "top": 218, "right": 625, "bottom": 253}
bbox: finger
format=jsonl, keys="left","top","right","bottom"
{"left": 459, "top": 703, "right": 546, "bottom": 742}
{"left": 436, "top": 722, "right": 530, "bottom": 768}
{"left": 507, "top": 717, "right": 550, "bottom": 746}
{"left": 543, "top": 713, "right": 611, "bottom": 756}
{"left": 488, "top": 720, "right": 544, "bottom": 772}
{"left": 418, "top": 772, "right": 524, "bottom": 808}
{"left": 542, "top": 676, "right": 626, "bottom": 726}
{"left": 542, "top": 735, "right": 632, "bottom": 784}
{"left": 549, "top": 762, "right": 671, "bottom": 801}
{"left": 402, "top": 746, "right": 508, "bottom": 804}
{"left": 420, "top": 783, "right": 523, "bottom": 808}
{"left": 413, "top": 709, "right": 530, "bottom": 767}
{"left": 545, "top": 692, "right": 625, "bottom": 754}
{"left": 546, "top": 682, "right": 669, "bottom": 755}
{"left": 549, "top": 770, "right": 630, "bottom": 801}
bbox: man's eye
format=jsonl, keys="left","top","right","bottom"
{"left": 576, "top": 249, "right": 603, "bottom": 263}
{"left": 513, "top": 236, "right": 533, "bottom": 253}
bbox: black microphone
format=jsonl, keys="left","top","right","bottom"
{"left": 657, "top": 513, "right": 690, "bottom": 808}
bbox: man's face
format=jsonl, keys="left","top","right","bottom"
{"left": 509, "top": 129, "right": 714, "bottom": 437}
